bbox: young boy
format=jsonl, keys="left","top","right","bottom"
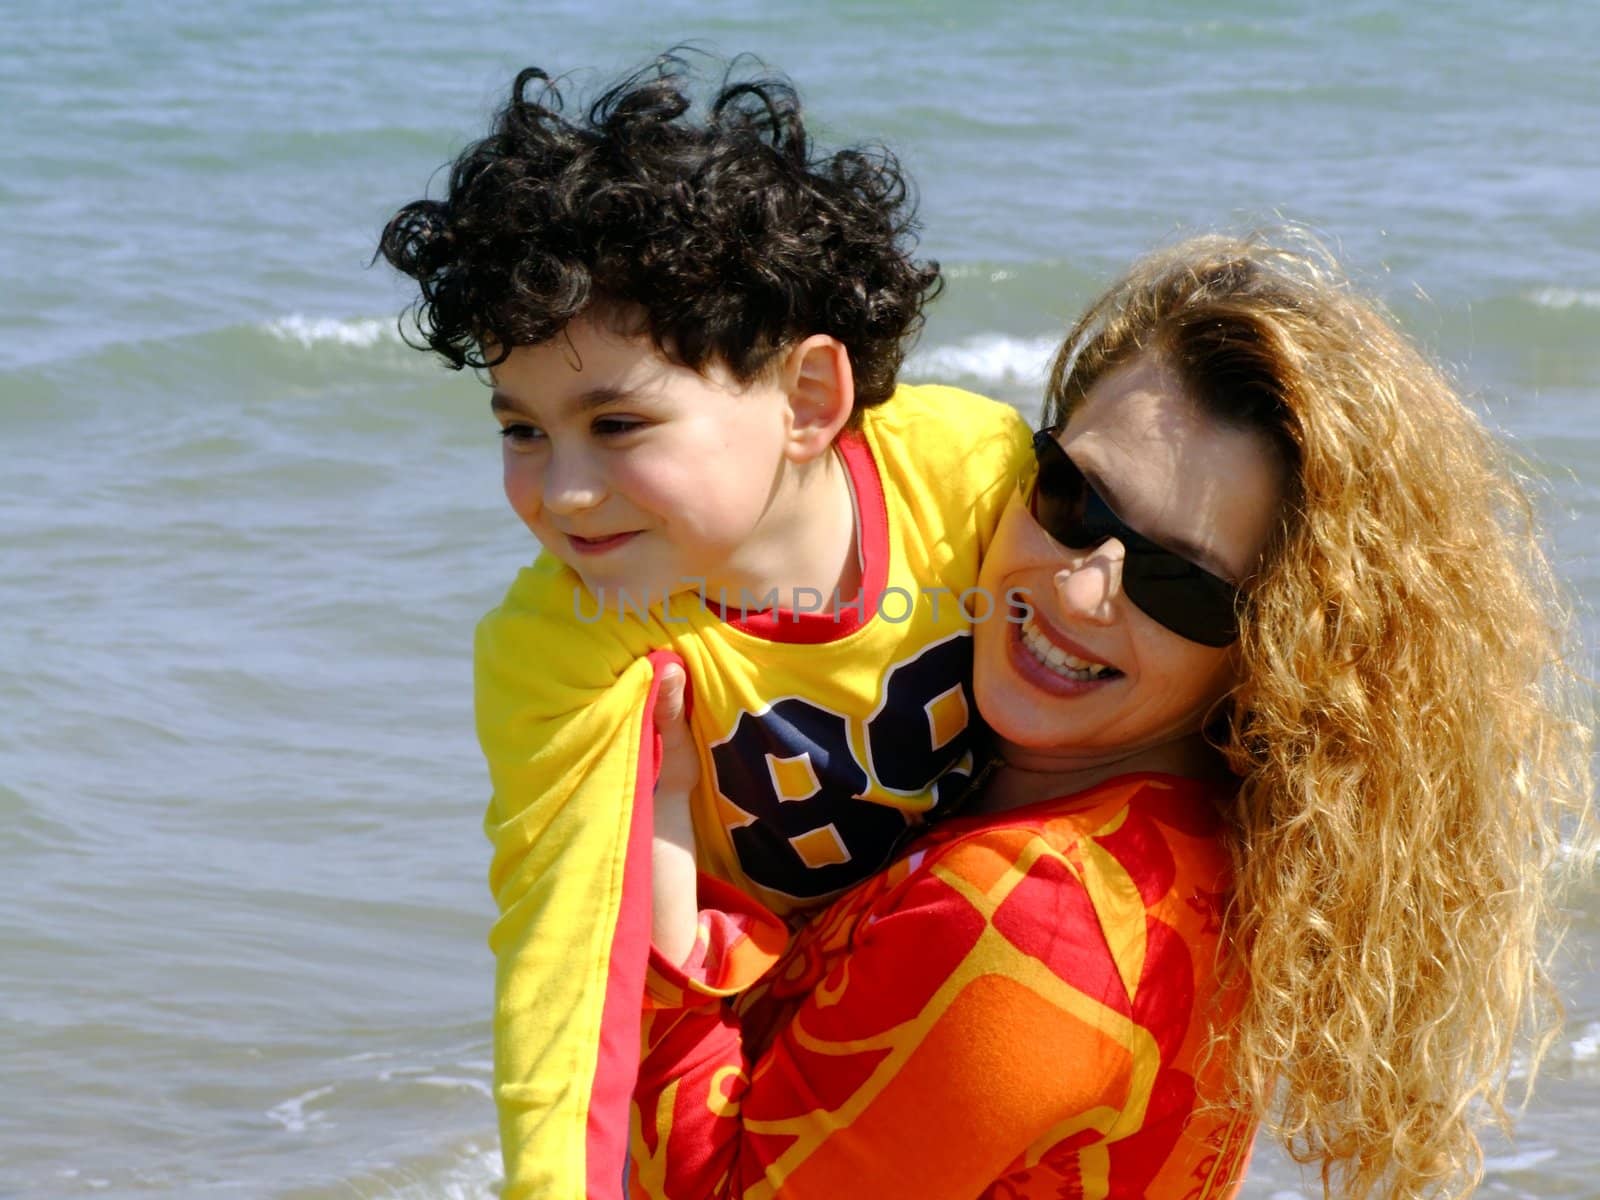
{"left": 380, "top": 55, "right": 1030, "bottom": 1200}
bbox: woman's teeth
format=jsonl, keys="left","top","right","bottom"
{"left": 1021, "top": 616, "right": 1116, "bottom": 681}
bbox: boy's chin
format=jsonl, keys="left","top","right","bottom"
{"left": 566, "top": 570, "right": 707, "bottom": 617}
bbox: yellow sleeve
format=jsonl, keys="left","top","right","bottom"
{"left": 962, "top": 392, "right": 1033, "bottom": 560}
{"left": 475, "top": 553, "right": 667, "bottom": 1200}
{"left": 869, "top": 382, "right": 1034, "bottom": 570}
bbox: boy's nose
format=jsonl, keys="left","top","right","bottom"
{"left": 541, "top": 449, "right": 607, "bottom": 515}
{"left": 1052, "top": 538, "right": 1125, "bottom": 627}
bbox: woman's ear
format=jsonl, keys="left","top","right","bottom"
{"left": 778, "top": 335, "right": 855, "bottom": 463}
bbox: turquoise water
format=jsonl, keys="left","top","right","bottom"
{"left": 3, "top": 2, "right": 1597, "bottom": 1196}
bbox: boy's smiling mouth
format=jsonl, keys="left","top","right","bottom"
{"left": 565, "top": 531, "right": 641, "bottom": 555}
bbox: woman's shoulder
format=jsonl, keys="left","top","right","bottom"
{"left": 922, "top": 773, "right": 1231, "bottom": 860}
{"left": 885, "top": 773, "right": 1236, "bottom": 932}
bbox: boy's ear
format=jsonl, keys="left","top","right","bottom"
{"left": 778, "top": 335, "right": 854, "bottom": 463}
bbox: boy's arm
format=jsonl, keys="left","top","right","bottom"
{"left": 475, "top": 556, "right": 668, "bottom": 1200}
{"left": 645, "top": 662, "right": 702, "bottom": 968}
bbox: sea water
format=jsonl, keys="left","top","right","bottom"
{"left": 3, "top": 2, "right": 1597, "bottom": 1195}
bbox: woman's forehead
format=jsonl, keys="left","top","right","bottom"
{"left": 1062, "top": 355, "right": 1283, "bottom": 581}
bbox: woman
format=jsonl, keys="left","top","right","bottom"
{"left": 637, "top": 233, "right": 1592, "bottom": 1199}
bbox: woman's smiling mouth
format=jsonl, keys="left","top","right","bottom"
{"left": 1010, "top": 609, "right": 1123, "bottom": 691}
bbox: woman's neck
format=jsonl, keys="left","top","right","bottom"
{"left": 971, "top": 734, "right": 1231, "bottom": 815}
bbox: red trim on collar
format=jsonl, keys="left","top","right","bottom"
{"left": 706, "top": 430, "right": 890, "bottom": 644}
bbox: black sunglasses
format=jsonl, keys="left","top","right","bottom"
{"left": 1026, "top": 429, "right": 1241, "bottom": 647}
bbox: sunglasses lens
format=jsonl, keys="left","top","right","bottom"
{"left": 1030, "top": 429, "right": 1239, "bottom": 646}
{"left": 1030, "top": 432, "right": 1088, "bottom": 544}
{"left": 1119, "top": 555, "right": 1239, "bottom": 647}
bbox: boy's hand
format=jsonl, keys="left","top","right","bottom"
{"left": 651, "top": 661, "right": 699, "bottom": 966}
{"left": 652, "top": 662, "right": 699, "bottom": 805}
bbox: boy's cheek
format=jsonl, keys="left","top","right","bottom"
{"left": 502, "top": 460, "right": 540, "bottom": 521}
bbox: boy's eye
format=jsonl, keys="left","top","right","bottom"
{"left": 592, "top": 416, "right": 646, "bottom": 437}
{"left": 498, "top": 422, "right": 544, "bottom": 445}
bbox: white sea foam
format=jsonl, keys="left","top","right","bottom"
{"left": 266, "top": 1084, "right": 335, "bottom": 1134}
{"left": 376, "top": 1143, "right": 501, "bottom": 1200}
{"left": 1483, "top": 1146, "right": 1558, "bottom": 1173}
{"left": 1571, "top": 1020, "right": 1600, "bottom": 1062}
{"left": 412, "top": 1074, "right": 494, "bottom": 1098}
{"left": 943, "top": 264, "right": 1022, "bottom": 282}
{"left": 906, "top": 333, "right": 1057, "bottom": 388}
{"left": 1507, "top": 1047, "right": 1529, "bottom": 1083}
{"left": 265, "top": 315, "right": 395, "bottom": 349}
{"left": 376, "top": 1064, "right": 494, "bottom": 1099}
{"left": 1525, "top": 288, "right": 1600, "bottom": 311}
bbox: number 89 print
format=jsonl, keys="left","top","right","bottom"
{"left": 708, "top": 633, "right": 979, "bottom": 901}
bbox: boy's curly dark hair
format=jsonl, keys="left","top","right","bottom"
{"left": 378, "top": 53, "right": 942, "bottom": 413}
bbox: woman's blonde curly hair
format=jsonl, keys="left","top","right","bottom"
{"left": 1044, "top": 230, "right": 1594, "bottom": 1199}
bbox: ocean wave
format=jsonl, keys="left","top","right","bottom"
{"left": 1525, "top": 288, "right": 1600, "bottom": 311}
{"left": 311, "top": 1139, "right": 501, "bottom": 1200}
{"left": 265, "top": 315, "right": 398, "bottom": 349}
{"left": 905, "top": 333, "right": 1058, "bottom": 389}
{"left": 371, "top": 1143, "right": 500, "bottom": 1200}
{"left": 0, "top": 315, "right": 414, "bottom": 385}
{"left": 258, "top": 317, "right": 1066, "bottom": 395}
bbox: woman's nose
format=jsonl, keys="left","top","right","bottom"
{"left": 1052, "top": 538, "right": 1125, "bottom": 626}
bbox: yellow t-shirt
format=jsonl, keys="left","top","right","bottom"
{"left": 475, "top": 383, "right": 1031, "bottom": 1198}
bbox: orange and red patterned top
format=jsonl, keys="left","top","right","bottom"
{"left": 631, "top": 773, "right": 1255, "bottom": 1199}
